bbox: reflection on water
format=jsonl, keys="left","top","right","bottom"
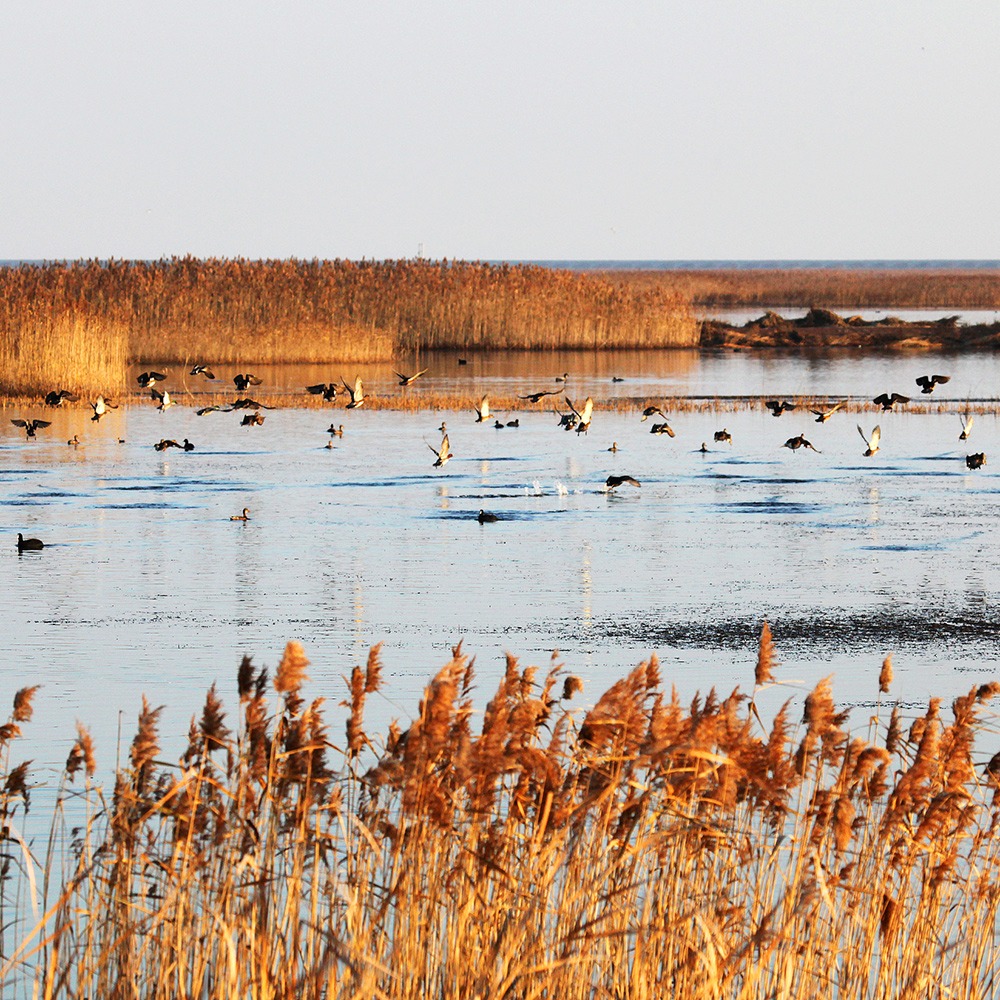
{"left": 3, "top": 350, "right": 1000, "bottom": 784}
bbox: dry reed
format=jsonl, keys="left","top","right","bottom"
{"left": 3, "top": 640, "right": 1000, "bottom": 998}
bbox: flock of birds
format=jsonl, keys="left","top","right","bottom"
{"left": 8, "top": 365, "right": 990, "bottom": 549}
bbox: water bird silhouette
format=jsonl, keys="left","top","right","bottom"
{"left": 873, "top": 392, "right": 910, "bottom": 411}
{"left": 137, "top": 370, "right": 167, "bottom": 388}
{"left": 182, "top": 438, "right": 194, "bottom": 451}
{"left": 430, "top": 433, "right": 453, "bottom": 467}
{"left": 915, "top": 374, "right": 950, "bottom": 394}
{"left": 189, "top": 364, "right": 216, "bottom": 379}
{"left": 474, "top": 396, "right": 491, "bottom": 422}
{"left": 649, "top": 422, "right": 675, "bottom": 437}
{"left": 714, "top": 429, "right": 732, "bottom": 444}
{"left": 230, "top": 508, "right": 250, "bottom": 521}
{"left": 11, "top": 418, "right": 51, "bottom": 438}
{"left": 555, "top": 372, "right": 569, "bottom": 382}
{"left": 16, "top": 532, "right": 44, "bottom": 551}
{"left": 326, "top": 424, "right": 344, "bottom": 437}
{"left": 519, "top": 388, "right": 561, "bottom": 403}
{"left": 196, "top": 404, "right": 230, "bottom": 416}
{"left": 44, "top": 389, "right": 78, "bottom": 407}
{"left": 153, "top": 439, "right": 181, "bottom": 451}
{"left": 477, "top": 509, "right": 499, "bottom": 523}
{"left": 241, "top": 412, "right": 265, "bottom": 426}
{"left": 606, "top": 475, "right": 641, "bottom": 490}
{"left": 565, "top": 396, "right": 593, "bottom": 434}
{"left": 858, "top": 424, "right": 881, "bottom": 456}
{"left": 306, "top": 383, "right": 338, "bottom": 401}
{"left": 150, "top": 388, "right": 173, "bottom": 411}
{"left": 966, "top": 452, "right": 987, "bottom": 470}
{"left": 231, "top": 397, "right": 274, "bottom": 410}
{"left": 811, "top": 401, "right": 847, "bottom": 422}
{"left": 67, "top": 434, "right": 80, "bottom": 448}
{"left": 959, "top": 412, "right": 974, "bottom": 440}
{"left": 608, "top": 442, "right": 618, "bottom": 453}
{"left": 90, "top": 396, "right": 118, "bottom": 422}
{"left": 234, "top": 373, "right": 263, "bottom": 391}
{"left": 394, "top": 368, "right": 428, "bottom": 386}
{"left": 641, "top": 405, "right": 668, "bottom": 422}
{"left": 342, "top": 376, "right": 364, "bottom": 408}
{"left": 765, "top": 400, "right": 797, "bottom": 416}
{"left": 783, "top": 434, "right": 820, "bottom": 452}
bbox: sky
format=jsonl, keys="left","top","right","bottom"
{"left": 1, "top": 4, "right": 998, "bottom": 262}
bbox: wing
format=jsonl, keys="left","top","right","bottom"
{"left": 915, "top": 376, "right": 931, "bottom": 389}
{"left": 564, "top": 396, "right": 580, "bottom": 419}
{"left": 873, "top": 394, "right": 889, "bottom": 407}
{"left": 248, "top": 375, "right": 263, "bottom": 386}
{"left": 933, "top": 375, "right": 951, "bottom": 384}
{"left": 11, "top": 419, "right": 26, "bottom": 428}
{"left": 580, "top": 398, "right": 594, "bottom": 423}
{"left": 870, "top": 425, "right": 881, "bottom": 448}
{"left": 306, "top": 383, "right": 329, "bottom": 394}
{"left": 890, "top": 393, "right": 910, "bottom": 404}
{"left": 765, "top": 401, "right": 779, "bottom": 413}
{"left": 151, "top": 388, "right": 164, "bottom": 401}
{"left": 857, "top": 424, "right": 870, "bottom": 444}
{"left": 354, "top": 377, "right": 363, "bottom": 397}
{"left": 34, "top": 420, "right": 51, "bottom": 429}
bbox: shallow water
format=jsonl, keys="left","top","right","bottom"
{"left": 4, "top": 350, "right": 1000, "bottom": 791}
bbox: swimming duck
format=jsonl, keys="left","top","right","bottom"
{"left": 858, "top": 424, "right": 881, "bottom": 457}
{"left": 16, "top": 532, "right": 44, "bottom": 551}
{"left": 11, "top": 418, "right": 51, "bottom": 438}
{"left": 67, "top": 434, "right": 81, "bottom": 448}
{"left": 474, "top": 396, "right": 491, "bottom": 423}
{"left": 873, "top": 392, "right": 910, "bottom": 411}
{"left": 608, "top": 442, "right": 618, "bottom": 453}
{"left": 477, "top": 509, "right": 499, "bottom": 523}
{"left": 44, "top": 389, "right": 79, "bottom": 407}
{"left": 189, "top": 364, "right": 216, "bottom": 379}
{"left": 230, "top": 508, "right": 250, "bottom": 521}
{"left": 326, "top": 424, "right": 344, "bottom": 437}
{"left": 916, "top": 374, "right": 950, "bottom": 394}
{"left": 966, "top": 452, "right": 987, "bottom": 470}
{"left": 234, "top": 373, "right": 263, "bottom": 391}
{"left": 606, "top": 475, "right": 641, "bottom": 490}
{"left": 182, "top": 439, "right": 195, "bottom": 451}
{"left": 959, "top": 411, "right": 974, "bottom": 440}
{"left": 783, "top": 434, "right": 820, "bottom": 452}
{"left": 765, "top": 400, "right": 797, "bottom": 416}
{"left": 137, "top": 370, "right": 167, "bottom": 388}
{"left": 555, "top": 372, "right": 569, "bottom": 382}
{"left": 811, "top": 401, "right": 847, "bottom": 422}
{"left": 306, "top": 383, "right": 338, "bottom": 401}
{"left": 342, "top": 376, "right": 364, "bottom": 409}
{"left": 506, "top": 419, "right": 519, "bottom": 427}
{"left": 394, "top": 368, "right": 428, "bottom": 386}
{"left": 91, "top": 396, "right": 118, "bottom": 422}
{"left": 430, "top": 433, "right": 453, "bottom": 468}
{"left": 714, "top": 429, "right": 732, "bottom": 444}
{"left": 699, "top": 442, "right": 709, "bottom": 453}
{"left": 150, "top": 387, "right": 173, "bottom": 411}
{"left": 494, "top": 419, "right": 505, "bottom": 429}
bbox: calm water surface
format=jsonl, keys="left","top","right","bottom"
{"left": 4, "top": 349, "right": 1000, "bottom": 790}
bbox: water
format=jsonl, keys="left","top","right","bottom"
{"left": 3, "top": 350, "right": 1000, "bottom": 795}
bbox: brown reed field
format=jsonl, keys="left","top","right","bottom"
{"left": 0, "top": 260, "right": 697, "bottom": 397}
{"left": 3, "top": 631, "right": 1000, "bottom": 998}
{"left": 603, "top": 267, "right": 1000, "bottom": 310}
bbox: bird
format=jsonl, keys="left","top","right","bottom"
{"left": 608, "top": 442, "right": 618, "bottom": 453}
{"left": 765, "top": 400, "right": 797, "bottom": 416}
{"left": 555, "top": 372, "right": 569, "bottom": 382}
{"left": 234, "top": 373, "right": 263, "bottom": 391}
{"left": 966, "top": 453, "right": 987, "bottom": 470}
{"left": 241, "top": 412, "right": 265, "bottom": 426}
{"left": 915, "top": 374, "right": 951, "bottom": 394}
{"left": 326, "top": 424, "right": 344, "bottom": 437}
{"left": 649, "top": 422, "right": 675, "bottom": 437}
{"left": 182, "top": 439, "right": 195, "bottom": 451}
{"left": 137, "top": 370, "right": 167, "bottom": 388}
{"left": 16, "top": 533, "right": 44, "bottom": 551}
{"left": 611, "top": 376, "right": 625, "bottom": 383}
{"left": 196, "top": 404, "right": 230, "bottom": 416}
{"left": 430, "top": 432, "right": 453, "bottom": 467}
{"left": 714, "top": 429, "right": 732, "bottom": 444}
{"left": 150, "top": 387, "right": 173, "bottom": 411}
{"left": 90, "top": 396, "right": 118, "bottom": 422}
{"left": 506, "top": 419, "right": 519, "bottom": 427}
{"left": 474, "top": 396, "right": 491, "bottom": 422}
{"left": 699, "top": 442, "right": 709, "bottom": 453}
{"left": 493, "top": 419, "right": 505, "bottom": 429}
{"left": 44, "top": 389, "right": 78, "bottom": 407}
{"left": 342, "top": 376, "right": 364, "bottom": 409}
{"left": 565, "top": 396, "right": 593, "bottom": 434}
{"left": 783, "top": 434, "right": 820, "bottom": 452}
{"left": 231, "top": 397, "right": 274, "bottom": 410}
{"left": 67, "top": 434, "right": 81, "bottom": 448}
{"left": 606, "top": 475, "right": 641, "bottom": 490}
{"left": 555, "top": 409, "right": 577, "bottom": 431}
{"left": 306, "top": 383, "right": 338, "bottom": 401}
{"left": 477, "top": 509, "right": 499, "bottom": 523}
{"left": 873, "top": 392, "right": 910, "bottom": 411}
{"left": 519, "top": 389, "right": 561, "bottom": 403}
{"left": 858, "top": 424, "right": 881, "bottom": 456}
{"left": 641, "top": 405, "right": 668, "bottom": 422}
{"left": 394, "top": 368, "right": 428, "bottom": 386}
{"left": 959, "top": 412, "right": 974, "bottom": 441}
{"left": 153, "top": 439, "right": 181, "bottom": 451}
{"left": 189, "top": 364, "right": 216, "bottom": 379}
{"left": 11, "top": 418, "right": 51, "bottom": 438}
{"left": 230, "top": 508, "right": 250, "bottom": 521}
{"left": 811, "top": 401, "right": 847, "bottom": 422}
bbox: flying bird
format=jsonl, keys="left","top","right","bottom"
{"left": 811, "top": 401, "right": 847, "bottom": 423}
{"left": 306, "top": 383, "right": 338, "bottom": 401}
{"left": 966, "top": 452, "right": 987, "bottom": 470}
{"left": 430, "top": 432, "right": 453, "bottom": 468}
{"left": 858, "top": 424, "right": 881, "bottom": 457}
{"left": 873, "top": 392, "right": 910, "bottom": 411}
{"left": 137, "top": 370, "right": 167, "bottom": 388}
{"left": 11, "top": 418, "right": 51, "bottom": 438}
{"left": 90, "top": 396, "right": 118, "bottom": 422}
{"left": 765, "top": 400, "right": 797, "bottom": 416}
{"left": 44, "top": 389, "right": 78, "bottom": 407}
{"left": 783, "top": 434, "right": 820, "bottom": 452}
{"left": 641, "top": 405, "right": 668, "bottom": 422}
{"left": 606, "top": 475, "right": 641, "bottom": 490}
{"left": 234, "top": 373, "right": 263, "bottom": 391}
{"left": 241, "top": 412, "right": 265, "bottom": 426}
{"left": 649, "top": 421, "right": 675, "bottom": 437}
{"left": 394, "top": 368, "right": 428, "bottom": 386}
{"left": 959, "top": 411, "right": 974, "bottom": 441}
{"left": 474, "top": 396, "right": 491, "bottom": 422}
{"left": 342, "top": 376, "right": 364, "bottom": 409}
{"left": 714, "top": 429, "right": 732, "bottom": 444}
{"left": 565, "top": 396, "right": 594, "bottom": 434}
{"left": 231, "top": 397, "right": 274, "bottom": 410}
{"left": 189, "top": 364, "right": 216, "bottom": 379}
{"left": 915, "top": 374, "right": 951, "bottom": 394}
{"left": 151, "top": 387, "right": 174, "bottom": 411}
{"left": 519, "top": 388, "right": 561, "bottom": 403}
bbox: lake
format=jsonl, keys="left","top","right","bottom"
{"left": 3, "top": 348, "right": 1000, "bottom": 796}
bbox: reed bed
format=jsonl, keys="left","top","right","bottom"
{"left": 3, "top": 633, "right": 1000, "bottom": 998}
{"left": 0, "top": 260, "right": 697, "bottom": 396}
{"left": 605, "top": 268, "right": 1000, "bottom": 310}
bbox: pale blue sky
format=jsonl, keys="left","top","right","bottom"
{"left": 1, "top": 4, "right": 997, "bottom": 261}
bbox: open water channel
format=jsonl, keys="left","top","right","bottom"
{"left": 4, "top": 347, "right": 1000, "bottom": 795}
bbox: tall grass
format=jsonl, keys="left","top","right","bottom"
{"left": 0, "top": 260, "right": 697, "bottom": 396}
{"left": 606, "top": 267, "right": 1000, "bottom": 309}
{"left": 3, "top": 632, "right": 1000, "bottom": 998}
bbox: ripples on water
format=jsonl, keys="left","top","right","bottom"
{"left": 3, "top": 350, "right": 1000, "bottom": 785}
